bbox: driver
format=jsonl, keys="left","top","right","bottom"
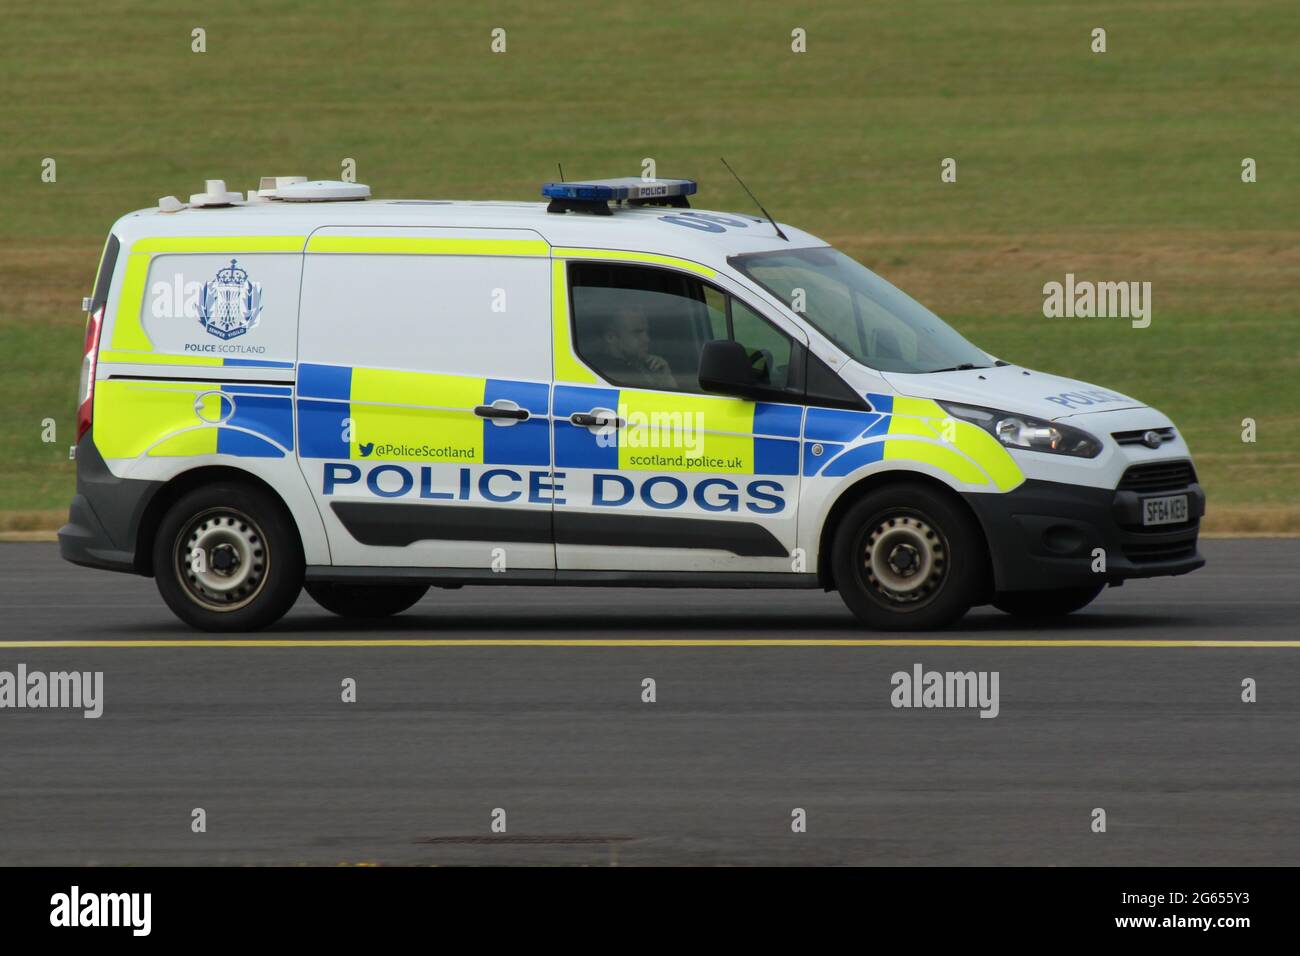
{"left": 597, "top": 308, "right": 677, "bottom": 389}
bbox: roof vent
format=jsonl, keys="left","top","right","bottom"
{"left": 248, "top": 176, "right": 308, "bottom": 201}
{"left": 188, "top": 179, "right": 243, "bottom": 207}
{"left": 276, "top": 180, "right": 370, "bottom": 202}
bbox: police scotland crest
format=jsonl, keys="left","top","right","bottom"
{"left": 198, "top": 258, "right": 263, "bottom": 340}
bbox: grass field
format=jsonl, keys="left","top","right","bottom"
{"left": 1, "top": 0, "right": 1296, "bottom": 529}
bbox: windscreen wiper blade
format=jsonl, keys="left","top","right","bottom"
{"left": 924, "top": 363, "right": 989, "bottom": 373}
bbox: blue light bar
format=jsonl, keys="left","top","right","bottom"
{"left": 541, "top": 177, "right": 697, "bottom": 202}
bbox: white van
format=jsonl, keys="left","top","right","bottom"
{"left": 60, "top": 176, "right": 1205, "bottom": 631}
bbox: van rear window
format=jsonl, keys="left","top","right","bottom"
{"left": 90, "top": 233, "right": 120, "bottom": 310}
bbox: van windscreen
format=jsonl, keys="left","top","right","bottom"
{"left": 730, "top": 246, "right": 993, "bottom": 374}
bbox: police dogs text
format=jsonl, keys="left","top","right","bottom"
{"left": 322, "top": 464, "right": 786, "bottom": 513}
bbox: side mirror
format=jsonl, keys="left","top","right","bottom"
{"left": 698, "top": 339, "right": 760, "bottom": 398}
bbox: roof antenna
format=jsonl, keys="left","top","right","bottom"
{"left": 557, "top": 162, "right": 566, "bottom": 182}
{"left": 720, "top": 157, "right": 788, "bottom": 241}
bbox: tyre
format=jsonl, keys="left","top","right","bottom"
{"left": 153, "top": 483, "right": 303, "bottom": 632}
{"left": 992, "top": 584, "right": 1104, "bottom": 619}
{"left": 831, "top": 484, "right": 988, "bottom": 630}
{"left": 306, "top": 582, "right": 429, "bottom": 618}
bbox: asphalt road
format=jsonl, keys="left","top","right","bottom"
{"left": 0, "top": 540, "right": 1297, "bottom": 866}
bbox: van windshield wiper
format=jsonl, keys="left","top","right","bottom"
{"left": 923, "top": 363, "right": 990, "bottom": 373}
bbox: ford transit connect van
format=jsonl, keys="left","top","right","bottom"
{"left": 60, "top": 176, "right": 1205, "bottom": 631}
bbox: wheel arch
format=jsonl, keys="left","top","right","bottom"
{"left": 815, "top": 469, "right": 994, "bottom": 595}
{"left": 133, "top": 465, "right": 306, "bottom": 576}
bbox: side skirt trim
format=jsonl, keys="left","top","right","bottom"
{"left": 305, "top": 566, "right": 820, "bottom": 589}
{"left": 330, "top": 502, "right": 789, "bottom": 558}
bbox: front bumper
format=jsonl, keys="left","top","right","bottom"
{"left": 964, "top": 476, "right": 1205, "bottom": 593}
{"left": 58, "top": 430, "right": 162, "bottom": 575}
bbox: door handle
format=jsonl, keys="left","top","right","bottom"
{"left": 474, "top": 404, "right": 530, "bottom": 421}
{"left": 570, "top": 411, "right": 624, "bottom": 429}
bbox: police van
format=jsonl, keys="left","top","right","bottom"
{"left": 60, "top": 175, "right": 1205, "bottom": 631}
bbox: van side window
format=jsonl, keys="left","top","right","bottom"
{"left": 569, "top": 262, "right": 792, "bottom": 393}
{"left": 730, "top": 299, "right": 792, "bottom": 389}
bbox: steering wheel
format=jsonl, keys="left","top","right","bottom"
{"left": 747, "top": 348, "right": 775, "bottom": 385}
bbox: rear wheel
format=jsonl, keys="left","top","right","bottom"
{"left": 993, "top": 585, "right": 1104, "bottom": 619}
{"left": 153, "top": 483, "right": 303, "bottom": 632}
{"left": 831, "top": 484, "right": 987, "bottom": 631}
{"left": 306, "top": 582, "right": 429, "bottom": 619}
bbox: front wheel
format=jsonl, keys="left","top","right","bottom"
{"left": 153, "top": 483, "right": 303, "bottom": 632}
{"left": 306, "top": 582, "right": 429, "bottom": 619}
{"left": 831, "top": 485, "right": 988, "bottom": 631}
{"left": 992, "top": 585, "right": 1104, "bottom": 619}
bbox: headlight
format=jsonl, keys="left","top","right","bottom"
{"left": 940, "top": 402, "right": 1102, "bottom": 458}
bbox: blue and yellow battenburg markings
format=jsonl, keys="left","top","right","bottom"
{"left": 299, "top": 366, "right": 802, "bottom": 474}
{"left": 94, "top": 350, "right": 296, "bottom": 459}
{"left": 93, "top": 358, "right": 1019, "bottom": 492}
{"left": 92, "top": 380, "right": 293, "bottom": 459}
{"left": 803, "top": 393, "right": 1023, "bottom": 491}
{"left": 298, "top": 364, "right": 549, "bottom": 466}
{"left": 552, "top": 385, "right": 800, "bottom": 475}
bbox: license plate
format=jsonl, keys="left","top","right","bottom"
{"left": 1142, "top": 494, "right": 1188, "bottom": 526}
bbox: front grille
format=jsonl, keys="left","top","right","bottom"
{"left": 1113, "top": 426, "right": 1175, "bottom": 447}
{"left": 1117, "top": 460, "right": 1197, "bottom": 492}
{"left": 1123, "top": 538, "right": 1198, "bottom": 564}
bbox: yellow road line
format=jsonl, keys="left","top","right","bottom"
{"left": 0, "top": 639, "right": 1296, "bottom": 649}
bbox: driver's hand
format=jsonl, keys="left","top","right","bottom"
{"left": 645, "top": 355, "right": 669, "bottom": 373}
